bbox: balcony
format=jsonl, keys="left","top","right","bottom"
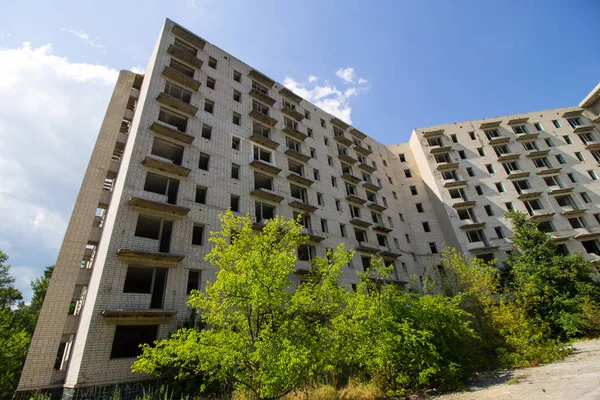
{"left": 129, "top": 197, "right": 190, "bottom": 219}
{"left": 162, "top": 66, "right": 200, "bottom": 91}
{"left": 249, "top": 109, "right": 278, "bottom": 126}
{"left": 353, "top": 143, "right": 372, "bottom": 156}
{"left": 142, "top": 156, "right": 191, "bottom": 178}
{"left": 479, "top": 121, "right": 501, "bottom": 129}
{"left": 529, "top": 209, "right": 555, "bottom": 220}
{"left": 584, "top": 253, "right": 600, "bottom": 264}
{"left": 302, "top": 229, "right": 326, "bottom": 243}
{"left": 516, "top": 189, "right": 543, "bottom": 200}
{"left": 117, "top": 248, "right": 184, "bottom": 267}
{"left": 331, "top": 117, "right": 350, "bottom": 130}
{"left": 249, "top": 133, "right": 279, "bottom": 150}
{"left": 281, "top": 105, "right": 304, "bottom": 121}
{"left": 549, "top": 231, "right": 571, "bottom": 243}
{"left": 487, "top": 136, "right": 510, "bottom": 145}
{"left": 287, "top": 172, "right": 314, "bottom": 187}
{"left": 172, "top": 25, "right": 206, "bottom": 49}
{"left": 536, "top": 167, "right": 562, "bottom": 176}
{"left": 573, "top": 227, "right": 600, "bottom": 240}
{"left": 497, "top": 152, "right": 520, "bottom": 162}
{"left": 289, "top": 200, "right": 318, "bottom": 213}
{"left": 573, "top": 124, "right": 594, "bottom": 133}
{"left": 548, "top": 186, "right": 573, "bottom": 196}
{"left": 279, "top": 87, "right": 303, "bottom": 103}
{"left": 284, "top": 148, "right": 311, "bottom": 162}
{"left": 338, "top": 152, "right": 358, "bottom": 165}
{"left": 362, "top": 181, "right": 381, "bottom": 192}
{"left": 295, "top": 261, "right": 312, "bottom": 274}
{"left": 251, "top": 187, "right": 285, "bottom": 203}
{"left": 350, "top": 218, "right": 372, "bottom": 228}
{"left": 430, "top": 145, "right": 453, "bottom": 155}
{"left": 378, "top": 248, "right": 401, "bottom": 258}
{"left": 559, "top": 205, "right": 585, "bottom": 216}
{"left": 421, "top": 128, "right": 444, "bottom": 138}
{"left": 156, "top": 92, "right": 198, "bottom": 116}
{"left": 465, "top": 241, "right": 499, "bottom": 254}
{"left": 507, "top": 117, "right": 529, "bottom": 125}
{"left": 350, "top": 128, "right": 367, "bottom": 140}
{"left": 150, "top": 122, "right": 194, "bottom": 145}
{"left": 167, "top": 44, "right": 203, "bottom": 68}
{"left": 249, "top": 159, "right": 282, "bottom": 175}
{"left": 436, "top": 162, "right": 460, "bottom": 171}
{"left": 515, "top": 132, "right": 540, "bottom": 141}
{"left": 341, "top": 172, "right": 361, "bottom": 184}
{"left": 506, "top": 170, "right": 530, "bottom": 180}
{"left": 283, "top": 125, "right": 308, "bottom": 141}
{"left": 249, "top": 88, "right": 276, "bottom": 106}
{"left": 249, "top": 70, "right": 275, "bottom": 88}
{"left": 367, "top": 202, "right": 387, "bottom": 212}
{"left": 458, "top": 219, "right": 486, "bottom": 230}
{"left": 333, "top": 133, "right": 353, "bottom": 146}
{"left": 356, "top": 241, "right": 379, "bottom": 253}
{"left": 526, "top": 149, "right": 550, "bottom": 158}
{"left": 584, "top": 139, "right": 600, "bottom": 151}
{"left": 357, "top": 161, "right": 376, "bottom": 173}
{"left": 372, "top": 223, "right": 393, "bottom": 233}
{"left": 443, "top": 178, "right": 467, "bottom": 188}
{"left": 123, "top": 108, "right": 134, "bottom": 122}
{"left": 102, "top": 308, "right": 177, "bottom": 322}
{"left": 346, "top": 194, "right": 367, "bottom": 205}
{"left": 451, "top": 199, "right": 476, "bottom": 209}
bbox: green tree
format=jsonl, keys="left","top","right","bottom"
{"left": 132, "top": 212, "right": 352, "bottom": 399}
{"left": 505, "top": 211, "right": 600, "bottom": 339}
{"left": 335, "top": 258, "right": 479, "bottom": 395}
{"left": 0, "top": 251, "right": 22, "bottom": 310}
{"left": 0, "top": 251, "right": 30, "bottom": 400}
{"left": 17, "top": 265, "right": 54, "bottom": 335}
{"left": 440, "top": 247, "right": 567, "bottom": 368}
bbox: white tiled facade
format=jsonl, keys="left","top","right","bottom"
{"left": 17, "top": 18, "right": 600, "bottom": 398}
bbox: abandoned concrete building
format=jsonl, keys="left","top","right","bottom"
{"left": 16, "top": 18, "right": 600, "bottom": 399}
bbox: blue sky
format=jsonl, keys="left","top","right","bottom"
{"left": 0, "top": 0, "right": 598, "bottom": 299}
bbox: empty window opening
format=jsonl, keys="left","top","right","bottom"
{"left": 254, "top": 172, "right": 273, "bottom": 191}
{"left": 169, "top": 59, "right": 194, "bottom": 78}
{"left": 198, "top": 153, "right": 210, "bottom": 171}
{"left": 110, "top": 325, "right": 158, "bottom": 359}
{"left": 204, "top": 99, "right": 214, "bottom": 113}
{"left": 134, "top": 215, "right": 173, "bottom": 253}
{"left": 173, "top": 38, "right": 197, "bottom": 56}
{"left": 201, "top": 124, "right": 212, "bottom": 139}
{"left": 192, "top": 225, "right": 205, "bottom": 245}
{"left": 144, "top": 172, "right": 179, "bottom": 205}
{"left": 255, "top": 202, "right": 275, "bottom": 222}
{"left": 187, "top": 270, "right": 201, "bottom": 294}
{"left": 195, "top": 186, "right": 207, "bottom": 204}
{"left": 158, "top": 108, "right": 188, "bottom": 132}
{"left": 164, "top": 81, "right": 191, "bottom": 103}
{"left": 231, "top": 163, "right": 240, "bottom": 179}
{"left": 123, "top": 266, "right": 168, "bottom": 309}
{"left": 230, "top": 195, "right": 240, "bottom": 212}
{"left": 151, "top": 137, "right": 184, "bottom": 165}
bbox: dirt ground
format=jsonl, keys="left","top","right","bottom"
{"left": 426, "top": 339, "right": 600, "bottom": 400}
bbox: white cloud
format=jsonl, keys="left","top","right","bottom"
{"left": 0, "top": 32, "right": 11, "bottom": 40}
{"left": 335, "top": 67, "right": 368, "bottom": 85}
{"left": 0, "top": 42, "right": 118, "bottom": 299}
{"left": 61, "top": 28, "right": 106, "bottom": 52}
{"left": 283, "top": 67, "right": 369, "bottom": 124}
{"left": 130, "top": 66, "right": 145, "bottom": 74}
